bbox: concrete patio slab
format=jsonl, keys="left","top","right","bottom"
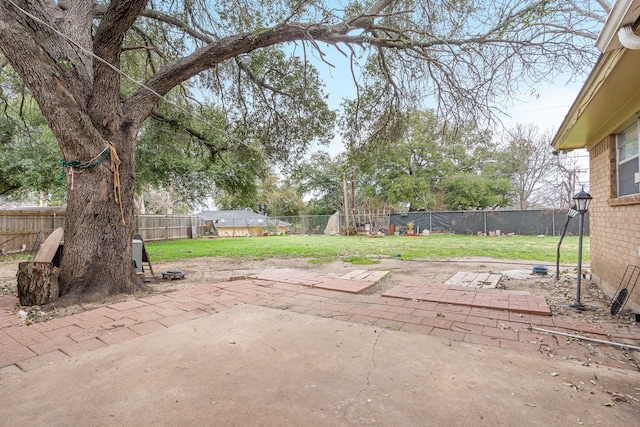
{"left": 3, "top": 268, "right": 639, "bottom": 377}
{"left": 1, "top": 305, "right": 638, "bottom": 426}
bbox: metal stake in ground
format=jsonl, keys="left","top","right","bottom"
{"left": 556, "top": 204, "right": 578, "bottom": 280}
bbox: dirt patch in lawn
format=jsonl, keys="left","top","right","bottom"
{"left": 1, "top": 255, "right": 638, "bottom": 328}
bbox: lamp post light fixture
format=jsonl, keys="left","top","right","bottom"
{"left": 556, "top": 204, "right": 579, "bottom": 280}
{"left": 569, "top": 187, "right": 592, "bottom": 312}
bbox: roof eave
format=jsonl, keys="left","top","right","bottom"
{"left": 596, "top": 0, "right": 640, "bottom": 52}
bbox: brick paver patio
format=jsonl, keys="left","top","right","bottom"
{"left": 1, "top": 271, "right": 639, "bottom": 373}
{"left": 382, "top": 283, "right": 552, "bottom": 316}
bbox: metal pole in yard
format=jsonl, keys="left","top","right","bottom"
{"left": 483, "top": 210, "right": 487, "bottom": 235}
{"left": 569, "top": 188, "right": 592, "bottom": 312}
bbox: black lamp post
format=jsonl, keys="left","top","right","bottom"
{"left": 556, "top": 204, "right": 579, "bottom": 280}
{"left": 569, "top": 187, "right": 592, "bottom": 311}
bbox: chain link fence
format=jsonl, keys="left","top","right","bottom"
{"left": 388, "top": 209, "right": 588, "bottom": 237}
{"left": 276, "top": 209, "right": 589, "bottom": 237}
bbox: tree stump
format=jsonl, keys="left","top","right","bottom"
{"left": 16, "top": 262, "right": 60, "bottom": 306}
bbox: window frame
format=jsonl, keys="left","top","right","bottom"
{"left": 616, "top": 120, "right": 640, "bottom": 197}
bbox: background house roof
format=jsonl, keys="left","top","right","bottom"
{"left": 552, "top": 0, "right": 640, "bottom": 152}
{"left": 198, "top": 210, "right": 291, "bottom": 227}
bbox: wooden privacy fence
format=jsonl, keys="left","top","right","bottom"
{"left": 0, "top": 208, "right": 66, "bottom": 254}
{"left": 135, "top": 214, "right": 202, "bottom": 242}
{"left": 0, "top": 208, "right": 202, "bottom": 254}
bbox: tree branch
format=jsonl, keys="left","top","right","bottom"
{"left": 90, "top": 0, "right": 148, "bottom": 129}
{"left": 149, "top": 107, "right": 228, "bottom": 158}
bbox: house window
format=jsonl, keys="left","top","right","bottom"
{"left": 617, "top": 121, "right": 640, "bottom": 197}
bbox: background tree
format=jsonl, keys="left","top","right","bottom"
{"left": 354, "top": 110, "right": 510, "bottom": 211}
{"left": 260, "top": 182, "right": 306, "bottom": 217}
{"left": 291, "top": 151, "right": 349, "bottom": 216}
{"left": 0, "top": 91, "right": 65, "bottom": 204}
{"left": 355, "top": 110, "right": 445, "bottom": 212}
{"left": 135, "top": 105, "right": 270, "bottom": 214}
{"left": 498, "top": 124, "right": 558, "bottom": 209}
{"left": 439, "top": 174, "right": 514, "bottom": 210}
{"left": 0, "top": 116, "right": 61, "bottom": 200}
{"left": 214, "top": 171, "right": 305, "bottom": 217}
{"left": 0, "top": 0, "right": 609, "bottom": 301}
{"left": 548, "top": 151, "right": 589, "bottom": 207}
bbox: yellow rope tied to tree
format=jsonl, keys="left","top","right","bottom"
{"left": 108, "top": 143, "right": 126, "bottom": 226}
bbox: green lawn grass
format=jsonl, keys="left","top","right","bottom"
{"left": 145, "top": 234, "right": 589, "bottom": 264}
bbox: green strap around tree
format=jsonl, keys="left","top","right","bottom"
{"left": 59, "top": 147, "right": 111, "bottom": 181}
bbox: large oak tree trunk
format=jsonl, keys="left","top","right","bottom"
{"left": 0, "top": 4, "right": 151, "bottom": 302}
{"left": 58, "top": 133, "right": 146, "bottom": 301}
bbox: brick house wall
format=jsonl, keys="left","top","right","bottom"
{"left": 589, "top": 135, "right": 640, "bottom": 312}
